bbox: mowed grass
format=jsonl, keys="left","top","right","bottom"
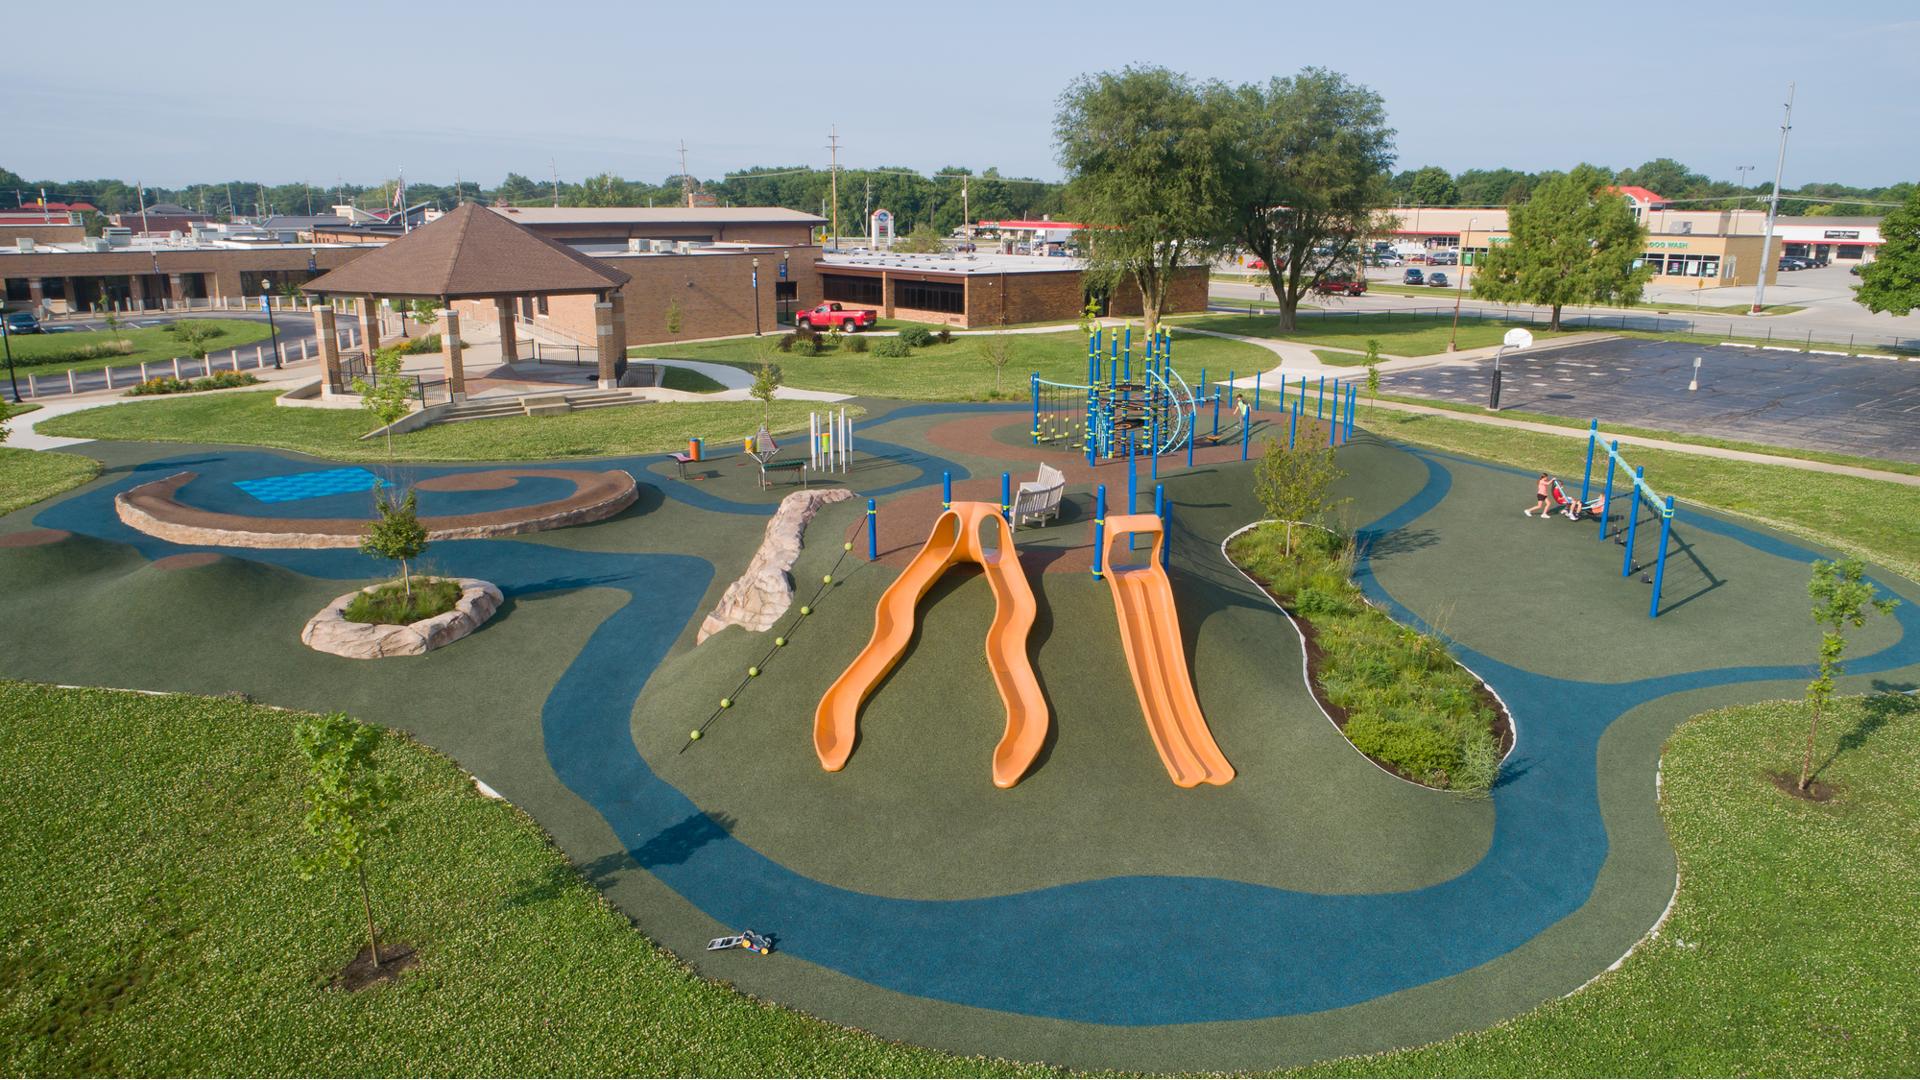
{"left": 1292, "top": 693, "right": 1920, "bottom": 1077}
{"left": 36, "top": 391, "right": 840, "bottom": 463}
{"left": 5, "top": 685, "right": 1916, "bottom": 1075}
{"left": 647, "top": 329, "right": 1275, "bottom": 401}
{"left": 5, "top": 319, "right": 275, "bottom": 375}
{"left": 1181, "top": 311, "right": 1569, "bottom": 356}
{"left": 1313, "top": 348, "right": 1370, "bottom": 367}
{"left": 0, "top": 683, "right": 1038, "bottom": 1077}
{"left": 0, "top": 448, "right": 100, "bottom": 515}
{"left": 1354, "top": 403, "right": 1920, "bottom": 582}
{"left": 656, "top": 365, "right": 727, "bottom": 394}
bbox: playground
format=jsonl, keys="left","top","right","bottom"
{"left": 2, "top": 332, "right": 1917, "bottom": 1073}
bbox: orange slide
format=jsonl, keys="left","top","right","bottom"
{"left": 1100, "top": 514, "right": 1235, "bottom": 788}
{"left": 813, "top": 502, "right": 1049, "bottom": 788}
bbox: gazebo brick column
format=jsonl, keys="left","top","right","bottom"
{"left": 595, "top": 300, "right": 618, "bottom": 389}
{"left": 440, "top": 309, "right": 467, "bottom": 403}
{"left": 315, "top": 305, "right": 343, "bottom": 395}
{"left": 359, "top": 295, "right": 382, "bottom": 354}
{"left": 495, "top": 297, "right": 519, "bottom": 364}
{"left": 609, "top": 290, "right": 628, "bottom": 376}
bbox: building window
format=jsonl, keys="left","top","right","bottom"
{"left": 896, "top": 279, "right": 964, "bottom": 314}
{"left": 821, "top": 273, "right": 884, "bottom": 306}
{"left": 1838, "top": 244, "right": 1864, "bottom": 260}
{"left": 536, "top": 295, "right": 549, "bottom": 317}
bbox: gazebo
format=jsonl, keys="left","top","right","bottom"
{"left": 302, "top": 202, "right": 632, "bottom": 401}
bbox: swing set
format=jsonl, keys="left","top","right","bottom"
{"left": 1578, "top": 419, "right": 1681, "bottom": 619}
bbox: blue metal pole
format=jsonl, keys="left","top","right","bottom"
{"left": 1649, "top": 496, "right": 1675, "bottom": 618}
{"left": 1241, "top": 412, "right": 1251, "bottom": 461}
{"left": 1155, "top": 483, "right": 1168, "bottom": 567}
{"left": 1288, "top": 404, "right": 1297, "bottom": 449}
{"left": 1254, "top": 370, "right": 1262, "bottom": 411}
{"left": 1621, "top": 467, "right": 1644, "bottom": 576}
{"left": 1127, "top": 433, "right": 1139, "bottom": 550}
{"left": 866, "top": 498, "right": 877, "bottom": 560}
{"left": 1123, "top": 325, "right": 1131, "bottom": 382}
{"left": 1030, "top": 373, "right": 1039, "bottom": 445}
{"left": 1579, "top": 419, "right": 1598, "bottom": 503}
{"left": 1199, "top": 366, "right": 1206, "bottom": 398}
{"left": 1092, "top": 484, "right": 1106, "bottom": 580}
{"left": 1317, "top": 375, "right": 1326, "bottom": 419}
{"left": 1001, "top": 471, "right": 1011, "bottom": 523}
{"left": 1186, "top": 405, "right": 1195, "bottom": 467}
{"left": 942, "top": 470, "right": 951, "bottom": 510}
{"left": 1212, "top": 389, "right": 1221, "bottom": 435}
{"left": 1151, "top": 409, "right": 1160, "bottom": 480}
{"left": 1599, "top": 441, "right": 1618, "bottom": 540}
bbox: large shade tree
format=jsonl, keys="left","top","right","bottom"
{"left": 1853, "top": 182, "right": 1920, "bottom": 316}
{"left": 1215, "top": 69, "right": 1396, "bottom": 331}
{"left": 1471, "top": 164, "right": 1653, "bottom": 330}
{"left": 1056, "top": 66, "right": 1228, "bottom": 335}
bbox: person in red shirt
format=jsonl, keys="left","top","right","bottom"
{"left": 1524, "top": 472, "right": 1553, "bottom": 519}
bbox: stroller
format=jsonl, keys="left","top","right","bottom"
{"left": 1549, "top": 477, "right": 1605, "bottom": 521}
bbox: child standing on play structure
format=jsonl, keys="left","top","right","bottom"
{"left": 1524, "top": 472, "right": 1552, "bottom": 519}
{"left": 1235, "top": 393, "right": 1251, "bottom": 430}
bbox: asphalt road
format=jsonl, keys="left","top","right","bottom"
{"left": 1380, "top": 337, "right": 1920, "bottom": 464}
{"left": 9, "top": 311, "right": 323, "bottom": 398}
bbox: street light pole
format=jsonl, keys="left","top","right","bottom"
{"left": 1, "top": 319, "right": 19, "bottom": 403}
{"left": 752, "top": 258, "right": 762, "bottom": 336}
{"left": 1448, "top": 215, "right": 1475, "bottom": 352}
{"left": 1752, "top": 84, "right": 1794, "bottom": 314}
{"left": 261, "top": 277, "right": 281, "bottom": 369}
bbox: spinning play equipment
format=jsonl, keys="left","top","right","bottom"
{"left": 1099, "top": 512, "right": 1235, "bottom": 788}
{"left": 813, "top": 501, "right": 1049, "bottom": 788}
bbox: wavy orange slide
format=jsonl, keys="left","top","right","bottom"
{"left": 1100, "top": 513, "right": 1235, "bottom": 787}
{"left": 814, "top": 502, "right": 1048, "bottom": 788}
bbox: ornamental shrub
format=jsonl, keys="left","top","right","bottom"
{"left": 846, "top": 335, "right": 869, "bottom": 353}
{"left": 872, "top": 337, "right": 912, "bottom": 359}
{"left": 900, "top": 327, "right": 936, "bottom": 348}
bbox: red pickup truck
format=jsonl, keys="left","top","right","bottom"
{"left": 1312, "top": 275, "right": 1367, "bottom": 297}
{"left": 794, "top": 302, "right": 877, "bottom": 331}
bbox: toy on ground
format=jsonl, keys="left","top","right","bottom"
{"left": 706, "top": 930, "right": 774, "bottom": 955}
{"left": 814, "top": 501, "right": 1048, "bottom": 788}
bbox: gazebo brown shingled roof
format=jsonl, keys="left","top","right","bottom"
{"left": 302, "top": 201, "right": 630, "bottom": 300}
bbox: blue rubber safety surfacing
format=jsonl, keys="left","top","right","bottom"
{"left": 234, "top": 466, "right": 388, "bottom": 503}
{"left": 26, "top": 429, "right": 1920, "bottom": 1030}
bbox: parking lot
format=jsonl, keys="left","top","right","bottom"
{"left": 1380, "top": 337, "right": 1920, "bottom": 464}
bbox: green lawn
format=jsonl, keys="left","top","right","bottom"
{"left": 648, "top": 329, "right": 1274, "bottom": 401}
{"left": 1181, "top": 312, "right": 1566, "bottom": 357}
{"left": 0, "top": 448, "right": 100, "bottom": 515}
{"left": 1313, "top": 348, "right": 1370, "bottom": 367}
{"left": 1292, "top": 693, "right": 1920, "bottom": 1077}
{"left": 1354, "top": 403, "right": 1920, "bottom": 582}
{"left": 5, "top": 319, "right": 276, "bottom": 375}
{"left": 36, "top": 391, "right": 841, "bottom": 464}
{"left": 5, "top": 684, "right": 1913, "bottom": 1075}
{"left": 3, "top": 402, "right": 41, "bottom": 418}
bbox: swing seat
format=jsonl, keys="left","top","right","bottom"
{"left": 1549, "top": 479, "right": 1604, "bottom": 521}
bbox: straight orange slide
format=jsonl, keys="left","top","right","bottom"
{"left": 814, "top": 502, "right": 1048, "bottom": 788}
{"left": 1100, "top": 513, "right": 1235, "bottom": 787}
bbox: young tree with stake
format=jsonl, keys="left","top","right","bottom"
{"left": 360, "top": 489, "right": 428, "bottom": 601}
{"left": 1799, "top": 558, "right": 1898, "bottom": 792}
{"left": 295, "top": 712, "right": 395, "bottom": 972}
{"left": 1253, "top": 441, "right": 1347, "bottom": 556}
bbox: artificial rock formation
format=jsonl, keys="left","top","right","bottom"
{"left": 303, "top": 578, "right": 503, "bottom": 659}
{"left": 698, "top": 488, "right": 853, "bottom": 643}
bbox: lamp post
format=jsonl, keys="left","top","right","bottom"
{"left": 1448, "top": 215, "right": 1475, "bottom": 352}
{"left": 752, "top": 257, "right": 762, "bottom": 336}
{"left": 261, "top": 278, "right": 281, "bottom": 368}
{"left": 1, "top": 317, "right": 19, "bottom": 403}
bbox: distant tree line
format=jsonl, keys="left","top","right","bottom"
{"left": 1387, "top": 158, "right": 1912, "bottom": 217}
{"left": 0, "top": 162, "right": 1065, "bottom": 237}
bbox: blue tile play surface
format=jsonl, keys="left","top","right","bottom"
{"left": 234, "top": 467, "right": 389, "bottom": 503}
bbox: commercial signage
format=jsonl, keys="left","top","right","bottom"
{"left": 1823, "top": 229, "right": 1860, "bottom": 240}
{"left": 1647, "top": 240, "right": 1691, "bottom": 249}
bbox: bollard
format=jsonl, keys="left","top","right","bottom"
{"left": 68, "top": 370, "right": 76, "bottom": 394}
{"left": 1001, "top": 472, "right": 1011, "bottom": 523}
{"left": 173, "top": 358, "right": 182, "bottom": 379}
{"left": 1093, "top": 484, "right": 1107, "bottom": 579}
{"left": 140, "top": 362, "right": 150, "bottom": 382}
{"left": 867, "top": 499, "right": 877, "bottom": 561}
{"left": 943, "top": 470, "right": 952, "bottom": 509}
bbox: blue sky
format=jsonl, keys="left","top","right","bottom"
{"left": 6, "top": 0, "right": 1916, "bottom": 189}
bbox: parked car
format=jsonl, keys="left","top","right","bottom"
{"left": 793, "top": 302, "right": 876, "bottom": 331}
{"left": 1313, "top": 275, "right": 1367, "bottom": 297}
{"left": 3, "top": 311, "right": 43, "bottom": 334}
{"left": 1373, "top": 254, "right": 1405, "bottom": 267}
{"left": 1429, "top": 251, "right": 1459, "bottom": 266}
{"left": 1402, "top": 268, "right": 1425, "bottom": 286}
{"left": 1426, "top": 272, "right": 1451, "bottom": 288}
{"left": 1850, "top": 263, "right": 1863, "bottom": 276}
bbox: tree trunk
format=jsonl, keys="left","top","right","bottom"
{"left": 1549, "top": 304, "right": 1564, "bottom": 332}
{"left": 1278, "top": 293, "right": 1301, "bottom": 333}
{"left": 358, "top": 861, "right": 382, "bottom": 969}
{"left": 400, "top": 558, "right": 412, "bottom": 600}
{"left": 1798, "top": 701, "right": 1822, "bottom": 791}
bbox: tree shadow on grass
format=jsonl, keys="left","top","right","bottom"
{"left": 1810, "top": 688, "right": 1917, "bottom": 784}
{"left": 500, "top": 811, "right": 740, "bottom": 911}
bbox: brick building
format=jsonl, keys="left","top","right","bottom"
{"left": 817, "top": 250, "right": 1209, "bottom": 327}
{"left": 1, "top": 234, "right": 374, "bottom": 312}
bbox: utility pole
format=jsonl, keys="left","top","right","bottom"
{"left": 962, "top": 174, "right": 971, "bottom": 246}
{"left": 137, "top": 181, "right": 149, "bottom": 233}
{"left": 825, "top": 125, "right": 841, "bottom": 250}
{"left": 681, "top": 140, "right": 693, "bottom": 206}
{"left": 1732, "top": 164, "right": 1755, "bottom": 233}
{"left": 1752, "top": 83, "right": 1793, "bottom": 314}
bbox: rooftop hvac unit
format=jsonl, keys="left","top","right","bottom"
{"left": 674, "top": 241, "right": 692, "bottom": 254}
{"left": 83, "top": 237, "right": 110, "bottom": 252}
{"left": 14, "top": 237, "right": 33, "bottom": 252}
{"left": 651, "top": 239, "right": 675, "bottom": 253}
{"left": 168, "top": 230, "right": 183, "bottom": 242}
{"left": 628, "top": 238, "right": 642, "bottom": 253}
{"left": 103, "top": 227, "right": 132, "bottom": 246}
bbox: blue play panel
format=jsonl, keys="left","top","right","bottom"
{"left": 233, "top": 467, "right": 389, "bottom": 503}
